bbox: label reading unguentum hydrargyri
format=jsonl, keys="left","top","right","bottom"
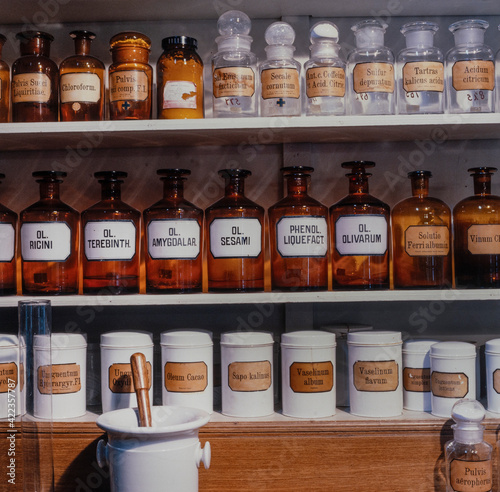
{"left": 147, "top": 219, "right": 200, "bottom": 260}
{"left": 84, "top": 221, "right": 136, "bottom": 261}
{"left": 335, "top": 215, "right": 388, "bottom": 256}
{"left": 21, "top": 222, "right": 72, "bottom": 262}
{"left": 210, "top": 217, "right": 262, "bottom": 258}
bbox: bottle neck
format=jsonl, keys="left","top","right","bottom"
{"left": 163, "top": 179, "right": 184, "bottom": 199}
{"left": 20, "top": 37, "right": 51, "bottom": 57}
{"left": 411, "top": 176, "right": 429, "bottom": 198}
{"left": 225, "top": 176, "right": 245, "bottom": 197}
{"left": 286, "top": 175, "right": 308, "bottom": 196}
{"left": 101, "top": 181, "right": 122, "bottom": 200}
{"left": 75, "top": 37, "right": 92, "bottom": 56}
{"left": 474, "top": 175, "right": 491, "bottom": 195}
{"left": 348, "top": 174, "right": 369, "bottom": 194}
{"left": 39, "top": 181, "right": 60, "bottom": 200}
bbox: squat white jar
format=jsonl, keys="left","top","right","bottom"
{"left": 160, "top": 330, "right": 213, "bottom": 414}
{"left": 402, "top": 339, "right": 438, "bottom": 412}
{"left": 221, "top": 331, "right": 274, "bottom": 418}
{"left": 0, "top": 335, "right": 21, "bottom": 418}
{"left": 281, "top": 331, "right": 336, "bottom": 418}
{"left": 100, "top": 331, "right": 153, "bottom": 413}
{"left": 485, "top": 338, "right": 500, "bottom": 413}
{"left": 34, "top": 333, "right": 87, "bottom": 419}
{"left": 430, "top": 341, "right": 476, "bottom": 418}
{"left": 347, "top": 331, "right": 403, "bottom": 417}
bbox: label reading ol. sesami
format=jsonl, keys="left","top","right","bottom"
{"left": 353, "top": 62, "right": 394, "bottom": 94}
{"left": 403, "top": 367, "right": 431, "bottom": 393}
{"left": 261, "top": 68, "right": 300, "bottom": 99}
{"left": 306, "top": 67, "right": 345, "bottom": 98}
{"left": 38, "top": 363, "right": 81, "bottom": 395}
{"left": 289, "top": 361, "right": 334, "bottom": 393}
{"left": 164, "top": 361, "right": 208, "bottom": 393}
{"left": 147, "top": 219, "right": 200, "bottom": 260}
{"left": 0, "top": 363, "right": 17, "bottom": 393}
{"left": 109, "top": 362, "right": 152, "bottom": 394}
{"left": 210, "top": 217, "right": 262, "bottom": 258}
{"left": 353, "top": 360, "right": 399, "bottom": 392}
{"left": 21, "top": 222, "right": 72, "bottom": 262}
{"left": 0, "top": 223, "right": 15, "bottom": 262}
{"left": 404, "top": 225, "right": 450, "bottom": 257}
{"left": 335, "top": 215, "right": 388, "bottom": 256}
{"left": 228, "top": 361, "right": 271, "bottom": 392}
{"left": 109, "top": 70, "right": 149, "bottom": 102}
{"left": 213, "top": 67, "right": 255, "bottom": 98}
{"left": 450, "top": 459, "right": 492, "bottom": 492}
{"left": 276, "top": 216, "right": 328, "bottom": 258}
{"left": 84, "top": 220, "right": 136, "bottom": 261}
{"left": 467, "top": 224, "right": 500, "bottom": 255}
{"left": 12, "top": 73, "right": 51, "bottom": 103}
{"left": 431, "top": 371, "right": 469, "bottom": 398}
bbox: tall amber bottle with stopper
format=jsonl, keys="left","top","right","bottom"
{"left": 0, "top": 174, "right": 17, "bottom": 295}
{"left": 143, "top": 169, "right": 203, "bottom": 293}
{"left": 268, "top": 166, "right": 328, "bottom": 290}
{"left": 392, "top": 171, "right": 452, "bottom": 289}
{"left": 12, "top": 31, "right": 59, "bottom": 122}
{"left": 0, "top": 34, "right": 9, "bottom": 122}
{"left": 206, "top": 169, "right": 264, "bottom": 291}
{"left": 454, "top": 167, "right": 500, "bottom": 288}
{"left": 330, "top": 162, "right": 390, "bottom": 289}
{"left": 82, "top": 172, "right": 141, "bottom": 294}
{"left": 108, "top": 32, "right": 152, "bottom": 120}
{"left": 20, "top": 171, "right": 79, "bottom": 295}
{"left": 59, "top": 30, "right": 105, "bottom": 121}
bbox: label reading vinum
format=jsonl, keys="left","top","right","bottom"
{"left": 85, "top": 221, "right": 136, "bottom": 261}
{"left": 431, "top": 371, "right": 468, "bottom": 398}
{"left": 109, "top": 362, "right": 152, "bottom": 394}
{"left": 12, "top": 73, "right": 51, "bottom": 103}
{"left": 306, "top": 67, "right": 345, "bottom": 98}
{"left": 210, "top": 217, "right": 262, "bottom": 258}
{"left": 60, "top": 73, "right": 101, "bottom": 103}
{"left": 21, "top": 222, "right": 72, "bottom": 262}
{"left": 229, "top": 361, "right": 271, "bottom": 392}
{"left": 213, "top": 67, "right": 255, "bottom": 98}
{"left": 353, "top": 62, "right": 394, "bottom": 93}
{"left": 335, "top": 215, "right": 388, "bottom": 256}
{"left": 289, "top": 362, "right": 333, "bottom": 393}
{"left": 452, "top": 61, "right": 494, "bottom": 91}
{"left": 450, "top": 459, "right": 492, "bottom": 492}
{"left": 109, "top": 70, "right": 149, "bottom": 102}
{"left": 261, "top": 68, "right": 300, "bottom": 99}
{"left": 403, "top": 367, "right": 431, "bottom": 393}
{"left": 353, "top": 360, "right": 399, "bottom": 392}
{"left": 276, "top": 216, "right": 328, "bottom": 258}
{"left": 164, "top": 362, "right": 208, "bottom": 393}
{"left": 38, "top": 363, "right": 81, "bottom": 395}
{"left": 163, "top": 81, "right": 197, "bottom": 109}
{"left": 0, "top": 362, "right": 17, "bottom": 393}
{"left": 0, "top": 223, "right": 15, "bottom": 262}
{"left": 467, "top": 224, "right": 500, "bottom": 255}
{"left": 402, "top": 62, "right": 444, "bottom": 93}
{"left": 148, "top": 219, "right": 200, "bottom": 260}
{"left": 404, "top": 225, "right": 449, "bottom": 257}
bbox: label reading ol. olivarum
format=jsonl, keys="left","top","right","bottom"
{"left": 0, "top": 362, "right": 17, "bottom": 393}
{"left": 12, "top": 73, "right": 51, "bottom": 103}
{"left": 261, "top": 68, "right": 300, "bottom": 99}
{"left": 289, "top": 362, "right": 334, "bottom": 393}
{"left": 229, "top": 361, "right": 271, "bottom": 392}
{"left": 431, "top": 371, "right": 468, "bottom": 398}
{"left": 402, "top": 61, "right": 444, "bottom": 93}
{"left": 353, "top": 360, "right": 399, "bottom": 392}
{"left": 452, "top": 60, "right": 494, "bottom": 91}
{"left": 404, "top": 225, "right": 449, "bottom": 257}
{"left": 450, "top": 459, "right": 492, "bottom": 492}
{"left": 467, "top": 224, "right": 500, "bottom": 255}
{"left": 353, "top": 62, "right": 394, "bottom": 93}
{"left": 38, "top": 363, "right": 81, "bottom": 395}
{"left": 335, "top": 215, "right": 388, "bottom": 256}
{"left": 213, "top": 67, "right": 255, "bottom": 98}
{"left": 403, "top": 367, "right": 431, "bottom": 393}
{"left": 306, "top": 67, "right": 345, "bottom": 98}
{"left": 164, "top": 361, "right": 208, "bottom": 393}
{"left": 109, "top": 362, "right": 152, "bottom": 393}
{"left": 109, "top": 70, "right": 149, "bottom": 102}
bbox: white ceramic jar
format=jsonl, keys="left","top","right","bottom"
{"left": 160, "top": 330, "right": 213, "bottom": 414}
{"left": 347, "top": 331, "right": 403, "bottom": 417}
{"left": 402, "top": 339, "right": 438, "bottom": 412}
{"left": 221, "top": 331, "right": 274, "bottom": 417}
{"left": 485, "top": 338, "right": 500, "bottom": 413}
{"left": 430, "top": 341, "right": 476, "bottom": 418}
{"left": 0, "top": 334, "right": 22, "bottom": 418}
{"left": 100, "top": 331, "right": 153, "bottom": 413}
{"left": 34, "top": 333, "right": 87, "bottom": 419}
{"left": 281, "top": 330, "right": 336, "bottom": 418}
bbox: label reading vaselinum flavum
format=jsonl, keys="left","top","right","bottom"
{"left": 147, "top": 219, "right": 200, "bottom": 260}
{"left": 21, "top": 222, "right": 72, "bottom": 262}
{"left": 467, "top": 224, "right": 500, "bottom": 255}
{"left": 210, "top": 217, "right": 262, "bottom": 258}
{"left": 84, "top": 220, "right": 136, "bottom": 261}
{"left": 276, "top": 216, "right": 328, "bottom": 258}
{"left": 335, "top": 215, "right": 388, "bottom": 256}
{"left": 353, "top": 360, "right": 399, "bottom": 392}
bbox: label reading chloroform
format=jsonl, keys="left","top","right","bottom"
{"left": 210, "top": 217, "right": 262, "bottom": 258}
{"left": 147, "top": 219, "right": 200, "bottom": 260}
{"left": 21, "top": 222, "right": 71, "bottom": 262}
{"left": 0, "top": 223, "right": 15, "bottom": 262}
{"left": 84, "top": 220, "right": 136, "bottom": 261}
{"left": 277, "top": 216, "right": 327, "bottom": 257}
{"left": 335, "top": 215, "right": 387, "bottom": 256}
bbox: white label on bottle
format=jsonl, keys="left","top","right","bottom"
{"left": 210, "top": 217, "right": 262, "bottom": 258}
{"left": 147, "top": 219, "right": 200, "bottom": 260}
{"left": 84, "top": 220, "right": 136, "bottom": 261}
{"left": 60, "top": 73, "right": 101, "bottom": 103}
{"left": 0, "top": 223, "right": 15, "bottom": 262}
{"left": 335, "top": 215, "right": 388, "bottom": 256}
{"left": 276, "top": 216, "right": 328, "bottom": 258}
{"left": 21, "top": 222, "right": 72, "bottom": 262}
{"left": 12, "top": 73, "right": 51, "bottom": 103}
{"left": 163, "top": 81, "right": 197, "bottom": 109}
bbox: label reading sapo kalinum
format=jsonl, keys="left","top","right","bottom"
{"left": 109, "top": 362, "right": 152, "bottom": 394}
{"left": 452, "top": 61, "right": 494, "bottom": 91}
{"left": 403, "top": 367, "right": 431, "bottom": 393}
{"left": 261, "top": 68, "right": 300, "bottom": 99}
{"left": 60, "top": 72, "right": 101, "bottom": 104}
{"left": 276, "top": 216, "right": 328, "bottom": 258}
{"left": 213, "top": 67, "right": 255, "bottom": 98}
{"left": 229, "top": 361, "right": 271, "bottom": 392}
{"left": 353, "top": 360, "right": 399, "bottom": 392}
{"left": 467, "top": 224, "right": 500, "bottom": 255}
{"left": 306, "top": 67, "right": 345, "bottom": 98}
{"left": 0, "top": 223, "right": 15, "bottom": 262}
{"left": 335, "top": 215, "right": 388, "bottom": 256}
{"left": 164, "top": 361, "right": 208, "bottom": 393}
{"left": 210, "top": 217, "right": 262, "bottom": 258}
{"left": 12, "top": 73, "right": 51, "bottom": 103}
{"left": 450, "top": 459, "right": 492, "bottom": 492}
{"left": 353, "top": 62, "right": 394, "bottom": 94}
{"left": 85, "top": 220, "right": 136, "bottom": 261}
{"left": 404, "top": 225, "right": 449, "bottom": 257}
{"left": 109, "top": 70, "right": 149, "bottom": 102}
{"left": 402, "top": 61, "right": 444, "bottom": 93}
{"left": 0, "top": 363, "right": 17, "bottom": 393}
{"left": 431, "top": 371, "right": 468, "bottom": 398}
{"left": 38, "top": 363, "right": 81, "bottom": 395}
{"left": 148, "top": 219, "right": 200, "bottom": 260}
{"left": 290, "top": 362, "right": 333, "bottom": 393}
{"left": 21, "top": 222, "right": 72, "bottom": 262}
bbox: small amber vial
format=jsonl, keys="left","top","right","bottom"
{"left": 12, "top": 31, "right": 59, "bottom": 122}
{"left": 268, "top": 166, "right": 328, "bottom": 291}
{"left": 143, "top": 169, "right": 203, "bottom": 293}
{"left": 82, "top": 171, "right": 141, "bottom": 294}
{"left": 109, "top": 32, "right": 152, "bottom": 120}
{"left": 20, "top": 171, "right": 79, "bottom": 295}
{"left": 206, "top": 169, "right": 264, "bottom": 291}
{"left": 0, "top": 34, "right": 10, "bottom": 122}
{"left": 0, "top": 174, "right": 17, "bottom": 295}
{"left": 330, "top": 161, "right": 390, "bottom": 290}
{"left": 157, "top": 36, "right": 204, "bottom": 119}
{"left": 59, "top": 30, "right": 105, "bottom": 121}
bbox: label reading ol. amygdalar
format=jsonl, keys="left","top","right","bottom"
{"left": 148, "top": 219, "right": 200, "bottom": 260}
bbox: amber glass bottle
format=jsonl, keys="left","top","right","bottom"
{"left": 206, "top": 169, "right": 264, "bottom": 291}
{"left": 330, "top": 161, "right": 390, "bottom": 289}
{"left": 82, "top": 171, "right": 140, "bottom": 294}
{"left": 0, "top": 174, "right": 17, "bottom": 295}
{"left": 12, "top": 31, "right": 59, "bottom": 122}
{"left": 109, "top": 32, "right": 152, "bottom": 120}
{"left": 268, "top": 166, "right": 328, "bottom": 290}
{"left": 59, "top": 30, "right": 105, "bottom": 121}
{"left": 454, "top": 167, "right": 500, "bottom": 288}
{"left": 143, "top": 169, "right": 203, "bottom": 293}
{"left": 0, "top": 34, "right": 9, "bottom": 122}
{"left": 392, "top": 171, "right": 452, "bottom": 289}
{"left": 20, "top": 171, "right": 79, "bottom": 295}
{"left": 157, "top": 36, "right": 204, "bottom": 119}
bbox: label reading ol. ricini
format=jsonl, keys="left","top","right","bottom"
{"left": 147, "top": 219, "right": 200, "bottom": 260}
{"left": 450, "top": 459, "right": 492, "bottom": 492}
{"left": 335, "top": 215, "right": 388, "bottom": 256}
{"left": 210, "top": 217, "right": 262, "bottom": 258}
{"left": 276, "top": 216, "right": 328, "bottom": 258}
{"left": 21, "top": 222, "right": 72, "bottom": 262}
{"left": 84, "top": 220, "right": 136, "bottom": 261}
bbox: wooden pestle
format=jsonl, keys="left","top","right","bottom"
{"left": 130, "top": 352, "right": 152, "bottom": 427}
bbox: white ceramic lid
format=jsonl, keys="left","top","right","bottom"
{"left": 0, "top": 334, "right": 18, "bottom": 348}
{"left": 281, "top": 330, "right": 336, "bottom": 347}
{"left": 34, "top": 333, "right": 87, "bottom": 349}
{"left": 347, "top": 330, "right": 402, "bottom": 345}
{"left": 430, "top": 341, "right": 476, "bottom": 358}
{"left": 485, "top": 338, "right": 500, "bottom": 353}
{"left": 161, "top": 330, "right": 213, "bottom": 347}
{"left": 403, "top": 339, "right": 439, "bottom": 354}
{"left": 101, "top": 331, "right": 153, "bottom": 348}
{"left": 221, "top": 331, "right": 274, "bottom": 347}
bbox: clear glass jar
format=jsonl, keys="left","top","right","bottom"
{"left": 446, "top": 19, "right": 494, "bottom": 114}
{"left": 0, "top": 34, "right": 9, "bottom": 122}
{"left": 347, "top": 20, "right": 395, "bottom": 115}
{"left": 397, "top": 21, "right": 444, "bottom": 114}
